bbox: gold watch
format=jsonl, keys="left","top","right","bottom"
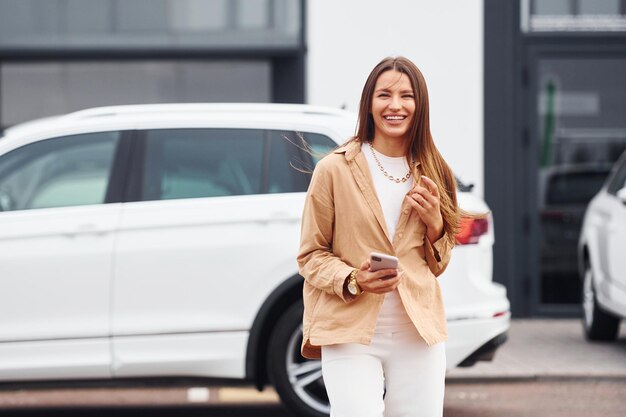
{"left": 347, "top": 269, "right": 362, "bottom": 296}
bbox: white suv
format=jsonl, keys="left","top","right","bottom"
{"left": 578, "top": 150, "right": 626, "bottom": 341}
{"left": 0, "top": 104, "right": 510, "bottom": 417}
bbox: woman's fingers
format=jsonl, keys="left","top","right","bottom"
{"left": 406, "top": 193, "right": 443, "bottom": 233}
{"left": 373, "top": 269, "right": 398, "bottom": 281}
{"left": 407, "top": 194, "right": 432, "bottom": 213}
{"left": 420, "top": 175, "right": 440, "bottom": 197}
{"left": 411, "top": 192, "right": 433, "bottom": 209}
{"left": 406, "top": 194, "right": 424, "bottom": 212}
{"left": 357, "top": 267, "right": 402, "bottom": 294}
{"left": 409, "top": 176, "right": 440, "bottom": 207}
{"left": 371, "top": 273, "right": 401, "bottom": 293}
{"left": 412, "top": 187, "right": 438, "bottom": 206}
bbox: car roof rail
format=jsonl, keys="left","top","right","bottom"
{"left": 63, "top": 103, "right": 351, "bottom": 120}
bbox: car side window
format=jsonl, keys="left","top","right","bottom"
{"left": 141, "top": 129, "right": 263, "bottom": 201}
{"left": 607, "top": 158, "right": 626, "bottom": 196}
{"left": 268, "top": 131, "right": 338, "bottom": 193}
{"left": 0, "top": 132, "right": 119, "bottom": 211}
{"left": 303, "top": 132, "right": 339, "bottom": 165}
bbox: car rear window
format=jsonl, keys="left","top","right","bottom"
{"left": 546, "top": 171, "right": 609, "bottom": 205}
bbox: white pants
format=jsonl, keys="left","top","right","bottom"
{"left": 321, "top": 325, "right": 446, "bottom": 417}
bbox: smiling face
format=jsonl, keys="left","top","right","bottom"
{"left": 370, "top": 69, "right": 416, "bottom": 145}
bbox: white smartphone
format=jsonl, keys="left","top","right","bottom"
{"left": 369, "top": 252, "right": 399, "bottom": 272}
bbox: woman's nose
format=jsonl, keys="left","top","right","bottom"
{"left": 389, "top": 95, "right": 401, "bottom": 110}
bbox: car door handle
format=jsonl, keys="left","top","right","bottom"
{"left": 64, "top": 224, "right": 109, "bottom": 238}
{"left": 257, "top": 212, "right": 299, "bottom": 224}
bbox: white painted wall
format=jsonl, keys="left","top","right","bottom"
{"left": 306, "top": 0, "right": 484, "bottom": 196}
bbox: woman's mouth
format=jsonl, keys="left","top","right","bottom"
{"left": 384, "top": 115, "right": 407, "bottom": 122}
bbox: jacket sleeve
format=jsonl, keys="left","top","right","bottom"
{"left": 424, "top": 232, "right": 454, "bottom": 277}
{"left": 297, "top": 162, "right": 355, "bottom": 303}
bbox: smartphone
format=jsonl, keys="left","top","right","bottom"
{"left": 369, "top": 252, "right": 399, "bottom": 272}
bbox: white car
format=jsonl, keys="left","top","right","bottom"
{"left": 578, "top": 150, "right": 626, "bottom": 341}
{"left": 0, "top": 104, "right": 510, "bottom": 417}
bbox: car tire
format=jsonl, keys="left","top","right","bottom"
{"left": 582, "top": 263, "right": 620, "bottom": 341}
{"left": 268, "top": 301, "right": 330, "bottom": 417}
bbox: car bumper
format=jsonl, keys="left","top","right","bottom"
{"left": 445, "top": 313, "right": 511, "bottom": 369}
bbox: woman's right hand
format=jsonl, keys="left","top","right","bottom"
{"left": 355, "top": 259, "right": 402, "bottom": 294}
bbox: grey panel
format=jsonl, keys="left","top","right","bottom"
{"left": 579, "top": 0, "right": 620, "bottom": 15}
{"left": 274, "top": 0, "right": 300, "bottom": 36}
{"left": 238, "top": 0, "right": 270, "bottom": 29}
{"left": 1, "top": 63, "right": 66, "bottom": 124}
{"left": 1, "top": 60, "right": 271, "bottom": 126}
{"left": 177, "top": 61, "right": 270, "bottom": 102}
{"left": 0, "top": 0, "right": 35, "bottom": 36}
{"left": 35, "top": 0, "right": 63, "bottom": 35}
{"left": 533, "top": 0, "right": 573, "bottom": 15}
{"left": 117, "top": 0, "right": 168, "bottom": 33}
{"left": 0, "top": 0, "right": 300, "bottom": 49}
{"left": 168, "top": 0, "right": 229, "bottom": 31}
{"left": 66, "top": 0, "right": 113, "bottom": 34}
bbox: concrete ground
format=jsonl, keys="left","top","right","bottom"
{"left": 446, "top": 319, "right": 626, "bottom": 381}
{"left": 0, "top": 319, "right": 624, "bottom": 408}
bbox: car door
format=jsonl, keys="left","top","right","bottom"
{"left": 604, "top": 159, "right": 626, "bottom": 297}
{"left": 0, "top": 131, "right": 122, "bottom": 380}
{"left": 111, "top": 127, "right": 317, "bottom": 379}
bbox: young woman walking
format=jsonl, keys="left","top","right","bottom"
{"left": 298, "top": 56, "right": 462, "bottom": 417}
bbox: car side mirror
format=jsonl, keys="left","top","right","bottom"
{"left": 617, "top": 187, "right": 626, "bottom": 205}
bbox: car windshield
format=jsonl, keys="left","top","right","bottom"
{"left": 546, "top": 171, "right": 609, "bottom": 205}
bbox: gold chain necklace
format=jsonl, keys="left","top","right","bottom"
{"left": 368, "top": 143, "right": 412, "bottom": 183}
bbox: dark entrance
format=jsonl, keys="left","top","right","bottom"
{"left": 484, "top": 0, "right": 626, "bottom": 317}
{"left": 527, "top": 49, "right": 626, "bottom": 315}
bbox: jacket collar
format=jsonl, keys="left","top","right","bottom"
{"left": 333, "top": 139, "right": 421, "bottom": 246}
{"left": 333, "top": 140, "right": 360, "bottom": 161}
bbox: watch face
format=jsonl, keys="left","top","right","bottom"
{"left": 347, "top": 281, "right": 358, "bottom": 295}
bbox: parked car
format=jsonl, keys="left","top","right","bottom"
{"left": 538, "top": 164, "right": 612, "bottom": 303}
{"left": 0, "top": 104, "right": 510, "bottom": 417}
{"left": 578, "top": 150, "right": 626, "bottom": 341}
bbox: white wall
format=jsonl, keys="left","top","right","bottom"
{"left": 306, "top": 0, "right": 484, "bottom": 196}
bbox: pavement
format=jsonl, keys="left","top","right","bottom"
{"left": 0, "top": 319, "right": 624, "bottom": 408}
{"left": 445, "top": 318, "right": 626, "bottom": 381}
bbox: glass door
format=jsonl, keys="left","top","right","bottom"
{"left": 533, "top": 55, "right": 626, "bottom": 311}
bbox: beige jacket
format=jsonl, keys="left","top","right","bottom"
{"left": 297, "top": 140, "right": 453, "bottom": 359}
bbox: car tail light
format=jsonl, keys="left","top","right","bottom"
{"left": 456, "top": 217, "right": 489, "bottom": 245}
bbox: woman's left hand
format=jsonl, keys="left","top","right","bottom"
{"left": 406, "top": 175, "right": 444, "bottom": 242}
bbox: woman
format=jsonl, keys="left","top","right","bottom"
{"left": 297, "top": 56, "right": 462, "bottom": 417}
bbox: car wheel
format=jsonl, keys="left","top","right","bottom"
{"left": 582, "top": 263, "right": 620, "bottom": 341}
{"left": 268, "top": 301, "right": 330, "bottom": 417}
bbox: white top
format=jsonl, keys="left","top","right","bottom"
{"left": 361, "top": 142, "right": 414, "bottom": 332}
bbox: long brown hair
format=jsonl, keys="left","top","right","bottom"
{"left": 353, "top": 56, "right": 473, "bottom": 242}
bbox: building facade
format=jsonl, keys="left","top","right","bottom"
{"left": 0, "top": 0, "right": 305, "bottom": 127}
{"left": 486, "top": 0, "right": 626, "bottom": 316}
{"left": 1, "top": 0, "right": 624, "bottom": 316}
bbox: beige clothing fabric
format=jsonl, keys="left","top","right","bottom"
{"left": 297, "top": 140, "right": 454, "bottom": 359}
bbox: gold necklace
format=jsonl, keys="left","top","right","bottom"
{"left": 368, "top": 143, "right": 412, "bottom": 183}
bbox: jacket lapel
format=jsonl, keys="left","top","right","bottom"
{"left": 394, "top": 162, "right": 422, "bottom": 236}
{"left": 338, "top": 142, "right": 392, "bottom": 244}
